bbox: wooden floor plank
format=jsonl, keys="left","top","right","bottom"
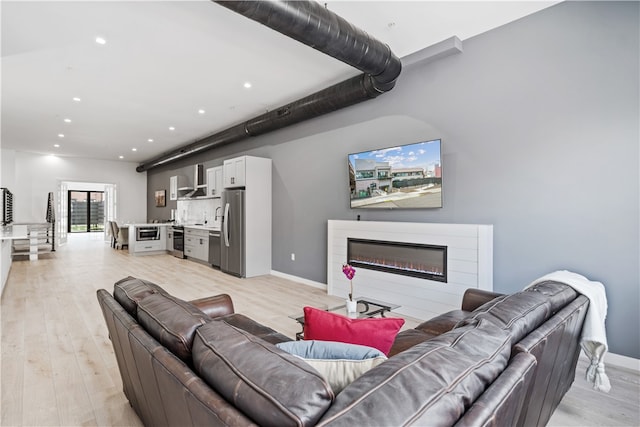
{"left": 1, "top": 232, "right": 638, "bottom": 426}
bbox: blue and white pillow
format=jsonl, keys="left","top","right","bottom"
{"left": 276, "top": 340, "right": 387, "bottom": 394}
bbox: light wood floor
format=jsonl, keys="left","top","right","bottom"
{"left": 1, "top": 233, "right": 638, "bottom": 426}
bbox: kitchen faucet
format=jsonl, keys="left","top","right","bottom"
{"left": 214, "top": 207, "right": 222, "bottom": 221}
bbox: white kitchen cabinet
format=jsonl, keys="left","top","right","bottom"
{"left": 169, "top": 176, "right": 178, "bottom": 201}
{"left": 170, "top": 175, "right": 192, "bottom": 200}
{"left": 185, "top": 228, "right": 209, "bottom": 262}
{"left": 223, "top": 157, "right": 246, "bottom": 188}
{"left": 206, "top": 166, "right": 223, "bottom": 197}
{"left": 166, "top": 227, "right": 174, "bottom": 251}
{"left": 134, "top": 240, "right": 165, "bottom": 253}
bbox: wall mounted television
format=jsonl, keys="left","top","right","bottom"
{"left": 348, "top": 139, "right": 442, "bottom": 209}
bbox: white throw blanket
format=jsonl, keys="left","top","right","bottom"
{"left": 527, "top": 270, "right": 611, "bottom": 392}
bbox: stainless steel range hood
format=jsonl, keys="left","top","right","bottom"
{"left": 182, "top": 164, "right": 207, "bottom": 198}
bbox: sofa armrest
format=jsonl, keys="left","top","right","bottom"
{"left": 190, "top": 294, "right": 234, "bottom": 319}
{"left": 461, "top": 289, "right": 504, "bottom": 312}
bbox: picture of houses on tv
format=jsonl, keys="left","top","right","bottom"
{"left": 348, "top": 139, "right": 442, "bottom": 209}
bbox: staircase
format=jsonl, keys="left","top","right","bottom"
{"left": 11, "top": 193, "right": 56, "bottom": 260}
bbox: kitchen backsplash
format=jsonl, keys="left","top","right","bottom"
{"left": 176, "top": 198, "right": 221, "bottom": 227}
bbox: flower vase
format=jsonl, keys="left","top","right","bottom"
{"left": 346, "top": 299, "right": 358, "bottom": 313}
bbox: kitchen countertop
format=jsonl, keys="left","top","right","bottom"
{"left": 126, "top": 223, "right": 173, "bottom": 227}
{"left": 125, "top": 223, "right": 221, "bottom": 231}
{"left": 183, "top": 224, "right": 221, "bottom": 232}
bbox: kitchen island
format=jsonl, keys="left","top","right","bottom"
{"left": 127, "top": 223, "right": 171, "bottom": 256}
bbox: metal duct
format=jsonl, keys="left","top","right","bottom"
{"left": 136, "top": 0, "right": 401, "bottom": 172}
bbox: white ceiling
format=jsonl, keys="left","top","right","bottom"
{"left": 1, "top": 0, "right": 557, "bottom": 165}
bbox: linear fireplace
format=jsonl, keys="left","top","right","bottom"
{"left": 347, "top": 238, "right": 447, "bottom": 282}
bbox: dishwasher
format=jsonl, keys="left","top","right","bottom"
{"left": 208, "top": 230, "right": 221, "bottom": 268}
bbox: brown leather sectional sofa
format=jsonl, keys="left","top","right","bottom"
{"left": 97, "top": 276, "right": 588, "bottom": 426}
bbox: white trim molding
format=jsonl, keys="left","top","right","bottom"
{"left": 271, "top": 270, "right": 327, "bottom": 290}
{"left": 603, "top": 351, "right": 640, "bottom": 372}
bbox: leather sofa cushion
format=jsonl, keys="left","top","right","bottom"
{"left": 317, "top": 319, "right": 511, "bottom": 426}
{"left": 415, "top": 309, "right": 470, "bottom": 335}
{"left": 458, "top": 291, "right": 552, "bottom": 344}
{"left": 189, "top": 294, "right": 235, "bottom": 319}
{"left": 192, "top": 320, "right": 333, "bottom": 427}
{"left": 113, "top": 276, "right": 166, "bottom": 317}
{"left": 218, "top": 313, "right": 291, "bottom": 344}
{"left": 387, "top": 328, "right": 438, "bottom": 357}
{"left": 525, "top": 280, "right": 577, "bottom": 314}
{"left": 137, "top": 293, "right": 210, "bottom": 363}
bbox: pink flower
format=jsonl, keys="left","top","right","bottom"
{"left": 342, "top": 264, "right": 356, "bottom": 300}
{"left": 342, "top": 263, "right": 356, "bottom": 280}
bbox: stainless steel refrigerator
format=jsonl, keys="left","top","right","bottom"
{"left": 220, "top": 189, "right": 245, "bottom": 277}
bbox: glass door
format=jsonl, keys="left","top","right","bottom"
{"left": 104, "top": 184, "right": 117, "bottom": 243}
{"left": 57, "top": 181, "right": 68, "bottom": 245}
{"left": 68, "top": 190, "right": 105, "bottom": 232}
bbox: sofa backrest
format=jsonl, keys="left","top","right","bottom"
{"left": 524, "top": 280, "right": 578, "bottom": 314}
{"left": 513, "top": 294, "right": 588, "bottom": 427}
{"left": 192, "top": 319, "right": 334, "bottom": 427}
{"left": 317, "top": 319, "right": 512, "bottom": 426}
{"left": 457, "top": 292, "right": 552, "bottom": 344}
{"left": 97, "top": 289, "right": 257, "bottom": 427}
{"left": 136, "top": 292, "right": 210, "bottom": 364}
{"left": 113, "top": 276, "right": 166, "bottom": 317}
{"left": 454, "top": 352, "right": 537, "bottom": 427}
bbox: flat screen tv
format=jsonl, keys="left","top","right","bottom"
{"left": 348, "top": 139, "right": 442, "bottom": 209}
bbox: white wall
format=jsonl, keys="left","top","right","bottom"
{"left": 1, "top": 150, "right": 147, "bottom": 224}
{"left": 0, "top": 149, "right": 16, "bottom": 189}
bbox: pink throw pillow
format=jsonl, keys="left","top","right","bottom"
{"left": 303, "top": 306, "right": 405, "bottom": 356}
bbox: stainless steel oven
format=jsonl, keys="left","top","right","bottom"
{"left": 171, "top": 226, "right": 185, "bottom": 258}
{"left": 136, "top": 226, "right": 160, "bottom": 241}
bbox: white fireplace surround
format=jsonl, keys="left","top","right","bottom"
{"left": 328, "top": 220, "right": 493, "bottom": 320}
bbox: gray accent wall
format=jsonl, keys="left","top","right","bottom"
{"left": 147, "top": 2, "right": 639, "bottom": 358}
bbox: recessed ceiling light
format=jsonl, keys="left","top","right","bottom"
{"left": 119, "top": 155, "right": 124, "bottom": 159}
{"left": 64, "top": 118, "right": 71, "bottom": 123}
{"left": 58, "top": 134, "right": 64, "bottom": 138}
{"left": 198, "top": 109, "right": 205, "bottom": 114}
{"left": 54, "top": 144, "right": 60, "bottom": 148}
{"left": 132, "top": 148, "right": 137, "bottom": 152}
{"left": 147, "top": 138, "right": 154, "bottom": 143}
{"left": 72, "top": 97, "right": 81, "bottom": 102}
{"left": 169, "top": 126, "right": 175, "bottom": 131}
{"left": 243, "top": 82, "right": 252, "bottom": 89}
{"left": 95, "top": 37, "right": 107, "bottom": 45}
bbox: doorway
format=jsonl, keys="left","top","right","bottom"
{"left": 68, "top": 190, "right": 105, "bottom": 233}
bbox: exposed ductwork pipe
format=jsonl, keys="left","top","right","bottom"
{"left": 136, "top": 0, "right": 401, "bottom": 172}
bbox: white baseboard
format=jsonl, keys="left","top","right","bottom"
{"left": 270, "top": 270, "right": 327, "bottom": 291}
{"left": 580, "top": 349, "right": 640, "bottom": 372}
{"left": 605, "top": 352, "right": 640, "bottom": 372}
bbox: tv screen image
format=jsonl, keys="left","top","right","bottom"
{"left": 348, "top": 139, "right": 442, "bottom": 209}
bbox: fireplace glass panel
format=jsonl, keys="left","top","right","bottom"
{"left": 347, "top": 238, "right": 447, "bottom": 282}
